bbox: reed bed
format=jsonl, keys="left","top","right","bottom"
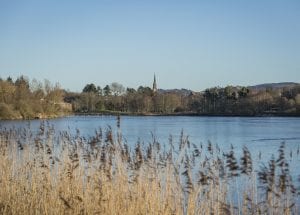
{"left": 0, "top": 120, "right": 299, "bottom": 215}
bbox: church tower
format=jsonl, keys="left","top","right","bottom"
{"left": 152, "top": 74, "right": 157, "bottom": 93}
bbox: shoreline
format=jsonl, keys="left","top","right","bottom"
{"left": 1, "top": 111, "right": 299, "bottom": 120}
{"left": 74, "top": 111, "right": 300, "bottom": 117}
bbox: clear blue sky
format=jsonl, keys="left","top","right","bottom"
{"left": 0, "top": 0, "right": 299, "bottom": 92}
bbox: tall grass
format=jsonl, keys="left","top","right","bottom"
{"left": 0, "top": 120, "right": 299, "bottom": 214}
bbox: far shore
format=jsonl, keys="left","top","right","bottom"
{"left": 1, "top": 111, "right": 300, "bottom": 121}
{"left": 74, "top": 111, "right": 300, "bottom": 117}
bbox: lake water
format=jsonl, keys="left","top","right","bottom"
{"left": 1, "top": 115, "right": 300, "bottom": 176}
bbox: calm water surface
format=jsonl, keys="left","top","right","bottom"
{"left": 1, "top": 116, "right": 300, "bottom": 175}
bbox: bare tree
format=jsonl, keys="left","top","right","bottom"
{"left": 110, "top": 82, "right": 125, "bottom": 96}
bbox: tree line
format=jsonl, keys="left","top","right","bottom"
{"left": 65, "top": 82, "right": 300, "bottom": 116}
{"left": 0, "top": 76, "right": 299, "bottom": 119}
{"left": 0, "top": 76, "right": 70, "bottom": 119}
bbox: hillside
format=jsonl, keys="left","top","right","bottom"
{"left": 249, "top": 82, "right": 299, "bottom": 91}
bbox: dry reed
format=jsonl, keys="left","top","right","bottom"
{"left": 0, "top": 120, "right": 299, "bottom": 215}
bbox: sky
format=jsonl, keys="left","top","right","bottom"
{"left": 0, "top": 0, "right": 299, "bottom": 92}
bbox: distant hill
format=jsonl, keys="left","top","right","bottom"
{"left": 248, "top": 82, "right": 299, "bottom": 91}
{"left": 159, "top": 83, "right": 300, "bottom": 95}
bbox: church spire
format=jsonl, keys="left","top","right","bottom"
{"left": 153, "top": 74, "right": 157, "bottom": 93}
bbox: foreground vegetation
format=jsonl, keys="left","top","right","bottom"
{"left": 0, "top": 75, "right": 299, "bottom": 119}
{"left": 0, "top": 121, "right": 299, "bottom": 214}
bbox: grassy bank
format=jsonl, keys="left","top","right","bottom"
{"left": 0, "top": 122, "right": 299, "bottom": 214}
